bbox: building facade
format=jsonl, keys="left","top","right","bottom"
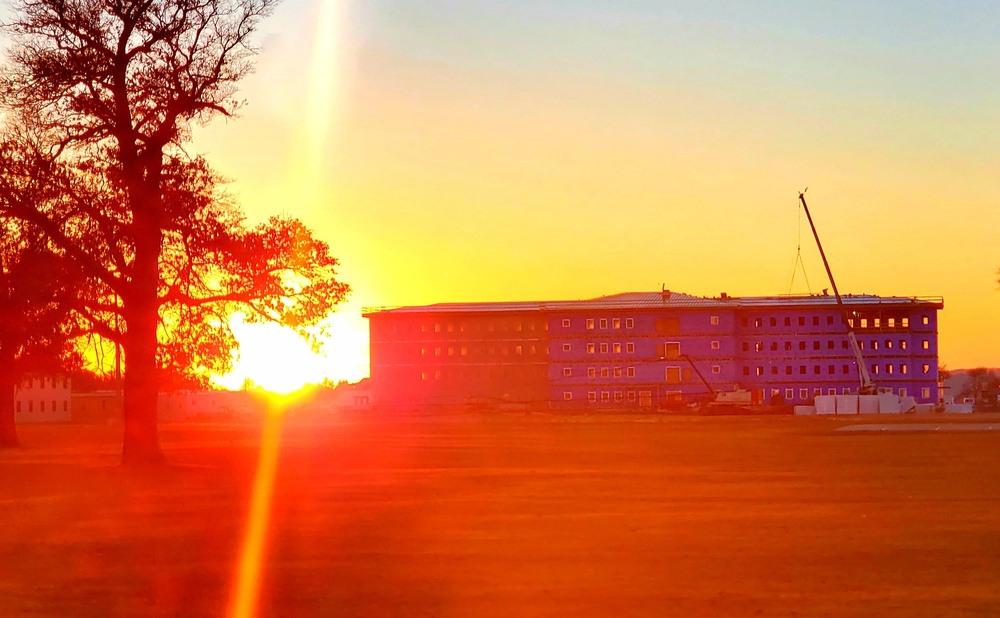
{"left": 364, "top": 290, "right": 943, "bottom": 409}
{"left": 15, "top": 375, "right": 73, "bottom": 423}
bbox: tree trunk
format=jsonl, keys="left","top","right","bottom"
{"left": 121, "top": 317, "right": 164, "bottom": 463}
{"left": 121, "top": 334, "right": 163, "bottom": 464}
{"left": 120, "top": 219, "right": 164, "bottom": 465}
{"left": 0, "top": 369, "right": 18, "bottom": 448}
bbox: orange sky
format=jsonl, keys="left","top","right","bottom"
{"left": 198, "top": 0, "right": 1000, "bottom": 388}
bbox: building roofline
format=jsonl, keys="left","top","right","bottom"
{"left": 362, "top": 291, "right": 944, "bottom": 317}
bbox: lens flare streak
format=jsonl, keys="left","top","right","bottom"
{"left": 228, "top": 407, "right": 284, "bottom": 618}
{"left": 303, "top": 0, "right": 345, "bottom": 189}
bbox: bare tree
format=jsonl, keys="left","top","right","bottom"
{"left": 0, "top": 0, "right": 348, "bottom": 464}
{"left": 959, "top": 368, "right": 999, "bottom": 408}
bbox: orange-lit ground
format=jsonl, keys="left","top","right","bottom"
{"left": 2, "top": 412, "right": 999, "bottom": 617}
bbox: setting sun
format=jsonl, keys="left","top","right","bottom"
{"left": 214, "top": 310, "right": 369, "bottom": 393}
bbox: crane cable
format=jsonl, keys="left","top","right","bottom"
{"left": 787, "top": 199, "right": 813, "bottom": 294}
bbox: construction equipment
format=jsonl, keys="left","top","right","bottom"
{"left": 797, "top": 190, "right": 876, "bottom": 395}
{"left": 678, "top": 354, "right": 754, "bottom": 408}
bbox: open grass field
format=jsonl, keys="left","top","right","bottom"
{"left": 2, "top": 411, "right": 999, "bottom": 617}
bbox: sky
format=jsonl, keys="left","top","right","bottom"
{"left": 7, "top": 1, "right": 1000, "bottom": 386}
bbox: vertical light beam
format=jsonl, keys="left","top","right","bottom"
{"left": 228, "top": 403, "right": 284, "bottom": 618}
{"left": 302, "top": 0, "right": 345, "bottom": 195}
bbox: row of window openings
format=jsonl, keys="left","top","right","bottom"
{"left": 570, "top": 366, "right": 731, "bottom": 380}
{"left": 570, "top": 391, "right": 648, "bottom": 403}
{"left": 565, "top": 367, "right": 640, "bottom": 379}
{"left": 421, "top": 338, "right": 928, "bottom": 359}
{"left": 743, "top": 363, "right": 931, "bottom": 377}
{"left": 581, "top": 342, "right": 705, "bottom": 357}
{"left": 422, "top": 321, "right": 546, "bottom": 334}
{"left": 422, "top": 345, "right": 543, "bottom": 357}
{"left": 426, "top": 341, "right": 668, "bottom": 355}
{"left": 568, "top": 366, "right": 726, "bottom": 379}
{"left": 572, "top": 386, "right": 932, "bottom": 403}
{"left": 416, "top": 313, "right": 927, "bottom": 335}
{"left": 744, "top": 339, "right": 927, "bottom": 352}
{"left": 19, "top": 378, "right": 69, "bottom": 390}
{"left": 744, "top": 315, "right": 926, "bottom": 329}
{"left": 420, "top": 367, "right": 544, "bottom": 380}
{"left": 576, "top": 342, "right": 637, "bottom": 354}
{"left": 421, "top": 316, "right": 682, "bottom": 332}
{"left": 17, "top": 400, "right": 69, "bottom": 413}
{"left": 576, "top": 317, "right": 636, "bottom": 330}
{"left": 575, "top": 316, "right": 723, "bottom": 330}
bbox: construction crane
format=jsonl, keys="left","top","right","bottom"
{"left": 797, "top": 190, "right": 876, "bottom": 395}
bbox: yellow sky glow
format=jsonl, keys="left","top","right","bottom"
{"left": 199, "top": 2, "right": 1000, "bottom": 389}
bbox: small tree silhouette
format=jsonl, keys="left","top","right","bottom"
{"left": 0, "top": 221, "right": 80, "bottom": 447}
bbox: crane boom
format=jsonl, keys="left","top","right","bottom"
{"left": 797, "top": 191, "right": 876, "bottom": 395}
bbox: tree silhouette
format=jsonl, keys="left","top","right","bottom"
{"left": 0, "top": 0, "right": 348, "bottom": 463}
{"left": 0, "top": 220, "right": 80, "bottom": 447}
{"left": 959, "top": 368, "right": 999, "bottom": 408}
{"left": 938, "top": 364, "right": 951, "bottom": 381}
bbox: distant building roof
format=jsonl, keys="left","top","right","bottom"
{"left": 363, "top": 291, "right": 943, "bottom": 316}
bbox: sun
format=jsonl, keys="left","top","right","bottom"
{"left": 213, "top": 0, "right": 364, "bottom": 398}
{"left": 213, "top": 311, "right": 369, "bottom": 394}
{"left": 225, "top": 321, "right": 321, "bottom": 394}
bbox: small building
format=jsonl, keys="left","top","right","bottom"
{"left": 364, "top": 290, "right": 943, "bottom": 410}
{"left": 328, "top": 379, "right": 374, "bottom": 411}
{"left": 15, "top": 375, "right": 73, "bottom": 423}
{"left": 157, "top": 390, "right": 264, "bottom": 421}
{"left": 68, "top": 390, "right": 265, "bottom": 423}
{"left": 70, "top": 391, "right": 122, "bottom": 424}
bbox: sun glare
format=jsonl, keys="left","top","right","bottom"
{"left": 211, "top": 0, "right": 367, "bottom": 396}
{"left": 215, "top": 319, "right": 321, "bottom": 394}
{"left": 228, "top": 5, "right": 353, "bottom": 612}
{"left": 215, "top": 311, "right": 369, "bottom": 394}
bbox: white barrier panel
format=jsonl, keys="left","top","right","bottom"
{"left": 914, "top": 403, "right": 935, "bottom": 414}
{"left": 859, "top": 395, "right": 880, "bottom": 414}
{"left": 944, "top": 402, "right": 973, "bottom": 413}
{"left": 879, "top": 393, "right": 902, "bottom": 414}
{"left": 815, "top": 395, "right": 837, "bottom": 415}
{"left": 794, "top": 405, "right": 816, "bottom": 416}
{"left": 836, "top": 395, "right": 859, "bottom": 414}
{"left": 899, "top": 396, "right": 917, "bottom": 413}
